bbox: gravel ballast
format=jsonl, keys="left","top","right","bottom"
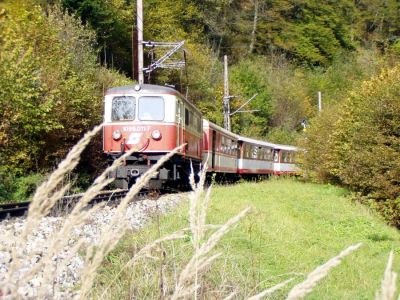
{"left": 0, "top": 192, "right": 187, "bottom": 299}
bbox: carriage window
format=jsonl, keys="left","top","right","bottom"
{"left": 252, "top": 146, "right": 258, "bottom": 159}
{"left": 232, "top": 141, "right": 237, "bottom": 155}
{"left": 197, "top": 116, "right": 202, "bottom": 131}
{"left": 274, "top": 150, "right": 279, "bottom": 162}
{"left": 282, "top": 151, "right": 289, "bottom": 163}
{"left": 192, "top": 114, "right": 196, "bottom": 129}
{"left": 227, "top": 139, "right": 232, "bottom": 154}
{"left": 282, "top": 151, "right": 287, "bottom": 163}
{"left": 138, "top": 96, "right": 164, "bottom": 121}
{"left": 287, "top": 152, "right": 293, "bottom": 163}
{"left": 192, "top": 114, "right": 201, "bottom": 132}
{"left": 185, "top": 108, "right": 190, "bottom": 126}
{"left": 264, "top": 148, "right": 269, "bottom": 160}
{"left": 266, "top": 148, "right": 272, "bottom": 160}
{"left": 112, "top": 96, "right": 135, "bottom": 121}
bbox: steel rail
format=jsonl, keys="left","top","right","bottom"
{"left": 0, "top": 189, "right": 130, "bottom": 221}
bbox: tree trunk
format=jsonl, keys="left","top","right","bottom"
{"left": 249, "top": 0, "right": 259, "bottom": 54}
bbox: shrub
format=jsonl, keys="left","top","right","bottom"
{"left": 11, "top": 174, "right": 45, "bottom": 202}
{"left": 302, "top": 65, "right": 400, "bottom": 225}
{"left": 0, "top": 3, "right": 131, "bottom": 175}
{"left": 299, "top": 106, "right": 341, "bottom": 183}
{"left": 0, "top": 172, "right": 45, "bottom": 203}
{"left": 331, "top": 66, "right": 400, "bottom": 201}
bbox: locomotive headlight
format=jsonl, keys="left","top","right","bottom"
{"left": 112, "top": 130, "right": 122, "bottom": 140}
{"left": 151, "top": 130, "right": 162, "bottom": 140}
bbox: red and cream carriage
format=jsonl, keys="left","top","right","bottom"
{"left": 272, "top": 144, "right": 299, "bottom": 175}
{"left": 237, "top": 137, "right": 275, "bottom": 175}
{"left": 202, "top": 120, "right": 239, "bottom": 174}
{"left": 103, "top": 84, "right": 202, "bottom": 188}
{"left": 103, "top": 84, "right": 300, "bottom": 188}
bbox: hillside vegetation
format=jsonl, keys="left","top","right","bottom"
{"left": 95, "top": 179, "right": 400, "bottom": 299}
{"left": 0, "top": 0, "right": 399, "bottom": 223}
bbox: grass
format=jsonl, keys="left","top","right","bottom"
{"left": 94, "top": 178, "right": 400, "bottom": 299}
{"left": 1, "top": 124, "right": 397, "bottom": 299}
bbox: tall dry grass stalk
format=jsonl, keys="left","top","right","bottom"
{"left": 99, "top": 230, "right": 188, "bottom": 299}
{"left": 286, "top": 243, "right": 363, "bottom": 300}
{"left": 3, "top": 131, "right": 145, "bottom": 298}
{"left": 0, "top": 124, "right": 186, "bottom": 299}
{"left": 171, "top": 163, "right": 251, "bottom": 300}
{"left": 247, "top": 278, "right": 294, "bottom": 300}
{"left": 98, "top": 160, "right": 251, "bottom": 299}
{"left": 2, "top": 124, "right": 103, "bottom": 297}
{"left": 375, "top": 251, "right": 397, "bottom": 300}
{"left": 78, "top": 144, "right": 186, "bottom": 299}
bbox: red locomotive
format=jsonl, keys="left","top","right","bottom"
{"left": 103, "top": 84, "right": 299, "bottom": 188}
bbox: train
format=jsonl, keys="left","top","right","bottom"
{"left": 103, "top": 84, "right": 299, "bottom": 189}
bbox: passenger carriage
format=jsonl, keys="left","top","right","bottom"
{"left": 237, "top": 137, "right": 275, "bottom": 175}
{"left": 272, "top": 144, "right": 299, "bottom": 175}
{"left": 202, "top": 120, "right": 239, "bottom": 174}
{"left": 103, "top": 84, "right": 300, "bottom": 188}
{"left": 103, "top": 84, "right": 202, "bottom": 189}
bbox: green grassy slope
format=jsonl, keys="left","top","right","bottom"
{"left": 95, "top": 179, "right": 400, "bottom": 299}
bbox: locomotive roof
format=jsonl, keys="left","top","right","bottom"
{"left": 106, "top": 84, "right": 183, "bottom": 96}
{"left": 106, "top": 84, "right": 201, "bottom": 114}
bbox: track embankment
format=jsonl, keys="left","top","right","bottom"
{"left": 0, "top": 192, "right": 188, "bottom": 299}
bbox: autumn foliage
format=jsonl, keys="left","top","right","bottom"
{"left": 0, "top": 3, "right": 129, "bottom": 176}
{"left": 301, "top": 66, "right": 400, "bottom": 225}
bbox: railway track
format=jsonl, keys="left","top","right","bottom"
{"left": 0, "top": 189, "right": 130, "bottom": 221}
{"left": 0, "top": 202, "right": 31, "bottom": 220}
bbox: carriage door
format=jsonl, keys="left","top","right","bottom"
{"left": 212, "top": 130, "right": 216, "bottom": 169}
{"left": 177, "top": 101, "right": 184, "bottom": 147}
{"left": 273, "top": 149, "right": 280, "bottom": 173}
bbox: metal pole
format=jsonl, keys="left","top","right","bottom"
{"left": 137, "top": 0, "right": 144, "bottom": 84}
{"left": 318, "top": 91, "right": 322, "bottom": 112}
{"left": 132, "top": 26, "right": 138, "bottom": 81}
{"left": 223, "top": 55, "right": 231, "bottom": 131}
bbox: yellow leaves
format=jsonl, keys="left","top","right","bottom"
{"left": 0, "top": 3, "right": 131, "bottom": 173}
{"left": 303, "top": 64, "right": 400, "bottom": 224}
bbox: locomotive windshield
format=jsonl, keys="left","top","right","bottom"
{"left": 112, "top": 96, "right": 135, "bottom": 121}
{"left": 138, "top": 96, "right": 164, "bottom": 121}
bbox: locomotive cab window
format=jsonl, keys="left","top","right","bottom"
{"left": 138, "top": 96, "right": 164, "bottom": 121}
{"left": 112, "top": 96, "right": 136, "bottom": 121}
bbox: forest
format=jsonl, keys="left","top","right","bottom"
{"left": 0, "top": 0, "right": 399, "bottom": 223}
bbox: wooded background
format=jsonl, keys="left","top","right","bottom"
{"left": 0, "top": 0, "right": 399, "bottom": 223}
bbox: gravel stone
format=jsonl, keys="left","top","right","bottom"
{"left": 0, "top": 192, "right": 187, "bottom": 299}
